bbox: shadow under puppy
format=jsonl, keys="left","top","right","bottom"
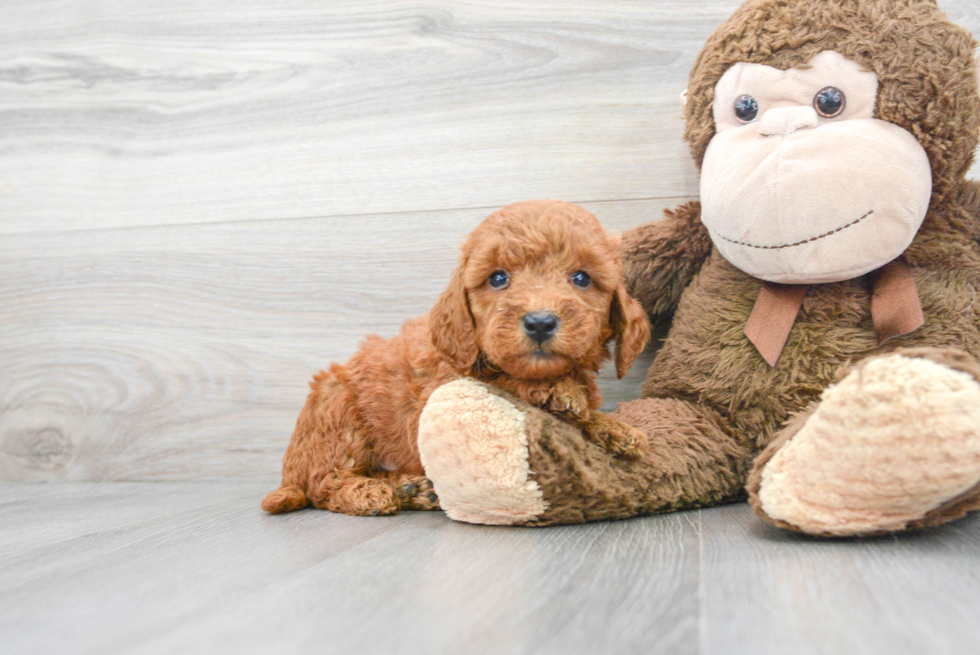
{"left": 262, "top": 199, "right": 650, "bottom": 516}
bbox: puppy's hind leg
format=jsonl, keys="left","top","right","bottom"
{"left": 263, "top": 364, "right": 387, "bottom": 516}
{"left": 262, "top": 485, "right": 309, "bottom": 514}
{"left": 310, "top": 470, "right": 401, "bottom": 516}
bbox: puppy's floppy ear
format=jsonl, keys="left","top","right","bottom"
{"left": 429, "top": 265, "right": 479, "bottom": 372}
{"left": 610, "top": 283, "right": 650, "bottom": 379}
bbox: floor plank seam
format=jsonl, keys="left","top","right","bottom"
{"left": 0, "top": 196, "right": 698, "bottom": 240}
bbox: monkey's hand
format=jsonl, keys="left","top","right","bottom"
{"left": 577, "top": 411, "right": 647, "bottom": 460}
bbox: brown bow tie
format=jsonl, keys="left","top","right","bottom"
{"left": 744, "top": 257, "right": 925, "bottom": 367}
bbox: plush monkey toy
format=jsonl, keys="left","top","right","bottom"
{"left": 417, "top": 0, "right": 980, "bottom": 537}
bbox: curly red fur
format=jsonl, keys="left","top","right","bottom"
{"left": 262, "top": 200, "right": 650, "bottom": 515}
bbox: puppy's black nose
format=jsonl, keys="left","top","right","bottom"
{"left": 523, "top": 311, "right": 559, "bottom": 345}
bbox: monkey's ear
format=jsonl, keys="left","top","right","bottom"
{"left": 610, "top": 283, "right": 650, "bottom": 379}
{"left": 430, "top": 266, "right": 479, "bottom": 372}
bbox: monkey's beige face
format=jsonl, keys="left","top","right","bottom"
{"left": 700, "top": 50, "right": 932, "bottom": 284}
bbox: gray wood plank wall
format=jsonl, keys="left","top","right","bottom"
{"left": 3, "top": 1, "right": 979, "bottom": 482}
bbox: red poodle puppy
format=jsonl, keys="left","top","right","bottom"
{"left": 262, "top": 200, "right": 650, "bottom": 516}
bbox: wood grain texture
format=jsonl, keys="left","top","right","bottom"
{"left": 0, "top": 198, "right": 678, "bottom": 482}
{"left": 699, "top": 504, "right": 980, "bottom": 655}
{"left": 3, "top": 483, "right": 979, "bottom": 655}
{"left": 0, "top": 482, "right": 700, "bottom": 655}
{"left": 1, "top": 0, "right": 979, "bottom": 483}
{"left": 0, "top": 0, "right": 726, "bottom": 235}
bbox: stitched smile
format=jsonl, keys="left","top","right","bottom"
{"left": 715, "top": 209, "right": 874, "bottom": 250}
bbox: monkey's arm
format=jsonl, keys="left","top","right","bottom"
{"left": 620, "top": 201, "right": 713, "bottom": 324}
{"left": 534, "top": 379, "right": 646, "bottom": 460}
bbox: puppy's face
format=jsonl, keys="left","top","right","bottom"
{"left": 430, "top": 200, "right": 649, "bottom": 381}
{"left": 464, "top": 228, "right": 618, "bottom": 379}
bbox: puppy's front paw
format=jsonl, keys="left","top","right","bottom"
{"left": 584, "top": 414, "right": 647, "bottom": 460}
{"left": 396, "top": 477, "right": 441, "bottom": 511}
{"left": 544, "top": 380, "right": 591, "bottom": 420}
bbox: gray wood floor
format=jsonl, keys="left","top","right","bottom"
{"left": 2, "top": 483, "right": 980, "bottom": 655}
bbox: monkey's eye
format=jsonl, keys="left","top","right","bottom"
{"left": 734, "top": 94, "right": 759, "bottom": 123}
{"left": 488, "top": 270, "right": 509, "bottom": 289}
{"left": 814, "top": 86, "right": 845, "bottom": 118}
{"left": 571, "top": 271, "right": 591, "bottom": 288}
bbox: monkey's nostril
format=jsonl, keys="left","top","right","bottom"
{"left": 523, "top": 311, "right": 559, "bottom": 344}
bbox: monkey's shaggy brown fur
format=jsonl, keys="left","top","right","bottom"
{"left": 262, "top": 200, "right": 649, "bottom": 516}
{"left": 418, "top": 0, "right": 980, "bottom": 532}
{"left": 617, "top": 0, "right": 980, "bottom": 517}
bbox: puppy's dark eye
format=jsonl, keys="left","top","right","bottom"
{"left": 814, "top": 86, "right": 845, "bottom": 118}
{"left": 488, "top": 270, "right": 509, "bottom": 289}
{"left": 734, "top": 94, "right": 759, "bottom": 123}
{"left": 571, "top": 271, "right": 591, "bottom": 288}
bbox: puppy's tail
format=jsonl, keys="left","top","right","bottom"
{"left": 262, "top": 485, "right": 309, "bottom": 514}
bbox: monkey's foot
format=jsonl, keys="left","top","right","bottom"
{"left": 748, "top": 348, "right": 980, "bottom": 537}
{"left": 418, "top": 379, "right": 548, "bottom": 525}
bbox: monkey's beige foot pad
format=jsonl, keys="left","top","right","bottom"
{"left": 748, "top": 350, "right": 980, "bottom": 537}
{"left": 418, "top": 379, "right": 548, "bottom": 525}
